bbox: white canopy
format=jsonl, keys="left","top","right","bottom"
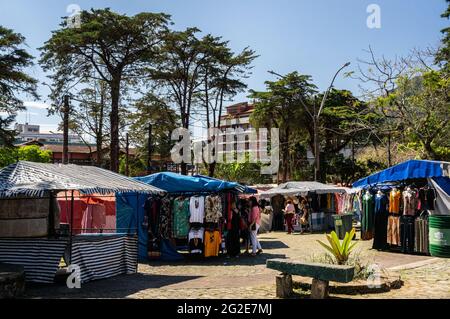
{"left": 0, "top": 161, "right": 166, "bottom": 198}
{"left": 259, "top": 181, "right": 349, "bottom": 198}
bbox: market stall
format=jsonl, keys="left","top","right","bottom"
{"left": 0, "top": 161, "right": 165, "bottom": 283}
{"left": 260, "top": 181, "right": 351, "bottom": 232}
{"left": 352, "top": 159, "right": 450, "bottom": 257}
{"left": 116, "top": 172, "right": 256, "bottom": 260}
{"left": 239, "top": 184, "right": 278, "bottom": 233}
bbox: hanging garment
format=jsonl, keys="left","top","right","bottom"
{"left": 387, "top": 215, "right": 400, "bottom": 246}
{"left": 353, "top": 193, "right": 362, "bottom": 222}
{"left": 361, "top": 193, "right": 375, "bottom": 240}
{"left": 334, "top": 193, "right": 345, "bottom": 214}
{"left": 144, "top": 197, "right": 160, "bottom": 235}
{"left": 172, "top": 197, "right": 190, "bottom": 239}
{"left": 205, "top": 195, "right": 223, "bottom": 223}
{"left": 418, "top": 188, "right": 436, "bottom": 211}
{"left": 189, "top": 196, "right": 205, "bottom": 224}
{"left": 81, "top": 203, "right": 106, "bottom": 233}
{"left": 310, "top": 194, "right": 320, "bottom": 212}
{"left": 204, "top": 230, "right": 221, "bottom": 257}
{"left": 389, "top": 190, "right": 401, "bottom": 214}
{"left": 188, "top": 227, "right": 204, "bottom": 254}
{"left": 158, "top": 197, "right": 172, "bottom": 239}
{"left": 414, "top": 212, "right": 429, "bottom": 254}
{"left": 227, "top": 193, "right": 233, "bottom": 230}
{"left": 400, "top": 215, "right": 415, "bottom": 254}
{"left": 403, "top": 189, "right": 419, "bottom": 216}
{"left": 326, "top": 193, "right": 332, "bottom": 211}
{"left": 226, "top": 210, "right": 241, "bottom": 257}
{"left": 373, "top": 193, "right": 389, "bottom": 250}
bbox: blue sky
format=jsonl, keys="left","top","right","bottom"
{"left": 0, "top": 0, "right": 447, "bottom": 135}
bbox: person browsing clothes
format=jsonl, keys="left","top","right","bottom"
{"left": 284, "top": 200, "right": 296, "bottom": 234}
{"left": 248, "top": 196, "right": 263, "bottom": 256}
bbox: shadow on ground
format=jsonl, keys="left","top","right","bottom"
{"left": 149, "top": 251, "right": 287, "bottom": 267}
{"left": 24, "top": 273, "right": 203, "bottom": 299}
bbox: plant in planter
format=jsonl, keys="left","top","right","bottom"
{"left": 317, "top": 229, "right": 357, "bottom": 265}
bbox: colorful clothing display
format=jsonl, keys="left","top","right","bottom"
{"left": 204, "top": 230, "right": 221, "bottom": 257}
{"left": 205, "top": 195, "right": 222, "bottom": 223}
{"left": 172, "top": 197, "right": 190, "bottom": 239}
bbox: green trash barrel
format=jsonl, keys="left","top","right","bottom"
{"left": 333, "top": 214, "right": 353, "bottom": 240}
{"left": 429, "top": 215, "right": 450, "bottom": 258}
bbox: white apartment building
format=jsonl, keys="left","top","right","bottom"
{"left": 14, "top": 123, "right": 82, "bottom": 144}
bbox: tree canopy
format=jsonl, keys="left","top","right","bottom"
{"left": 0, "top": 26, "right": 37, "bottom": 145}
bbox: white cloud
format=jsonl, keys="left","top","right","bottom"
{"left": 23, "top": 101, "right": 51, "bottom": 110}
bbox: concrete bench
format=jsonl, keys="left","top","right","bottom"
{"left": 266, "top": 259, "right": 354, "bottom": 299}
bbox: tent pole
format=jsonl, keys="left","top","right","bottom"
{"left": 69, "top": 190, "right": 74, "bottom": 265}
{"left": 136, "top": 192, "right": 139, "bottom": 273}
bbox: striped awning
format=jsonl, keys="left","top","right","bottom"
{"left": 0, "top": 161, "right": 166, "bottom": 198}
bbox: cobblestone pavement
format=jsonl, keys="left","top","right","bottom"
{"left": 24, "top": 232, "right": 450, "bottom": 299}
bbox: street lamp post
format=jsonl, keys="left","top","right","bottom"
{"left": 313, "top": 62, "right": 351, "bottom": 181}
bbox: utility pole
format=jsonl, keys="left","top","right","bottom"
{"left": 314, "top": 62, "right": 351, "bottom": 181}
{"left": 125, "top": 133, "right": 129, "bottom": 176}
{"left": 147, "top": 123, "right": 152, "bottom": 175}
{"left": 62, "top": 95, "right": 70, "bottom": 164}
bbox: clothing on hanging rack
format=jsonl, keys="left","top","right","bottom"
{"left": 189, "top": 196, "right": 205, "bottom": 224}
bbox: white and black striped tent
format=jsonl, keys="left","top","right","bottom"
{"left": 0, "top": 161, "right": 165, "bottom": 283}
{"left": 0, "top": 161, "right": 166, "bottom": 198}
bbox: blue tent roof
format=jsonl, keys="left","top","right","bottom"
{"left": 353, "top": 160, "right": 450, "bottom": 188}
{"left": 134, "top": 172, "right": 257, "bottom": 194}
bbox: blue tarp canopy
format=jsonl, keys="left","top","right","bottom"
{"left": 116, "top": 172, "right": 256, "bottom": 260}
{"left": 353, "top": 160, "right": 450, "bottom": 189}
{"left": 134, "top": 172, "right": 257, "bottom": 194}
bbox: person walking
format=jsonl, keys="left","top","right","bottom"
{"left": 284, "top": 200, "right": 296, "bottom": 234}
{"left": 248, "top": 196, "right": 263, "bottom": 256}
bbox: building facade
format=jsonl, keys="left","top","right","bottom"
{"left": 15, "top": 123, "right": 82, "bottom": 144}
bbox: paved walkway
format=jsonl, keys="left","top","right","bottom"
{"left": 24, "top": 232, "right": 449, "bottom": 299}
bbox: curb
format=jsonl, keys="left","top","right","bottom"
{"left": 386, "top": 258, "right": 441, "bottom": 271}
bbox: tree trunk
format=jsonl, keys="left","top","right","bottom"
{"left": 282, "top": 127, "right": 289, "bottom": 183}
{"left": 96, "top": 86, "right": 105, "bottom": 166}
{"left": 423, "top": 140, "right": 437, "bottom": 160}
{"left": 208, "top": 161, "right": 216, "bottom": 177}
{"left": 109, "top": 77, "right": 121, "bottom": 173}
{"left": 62, "top": 95, "right": 70, "bottom": 165}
